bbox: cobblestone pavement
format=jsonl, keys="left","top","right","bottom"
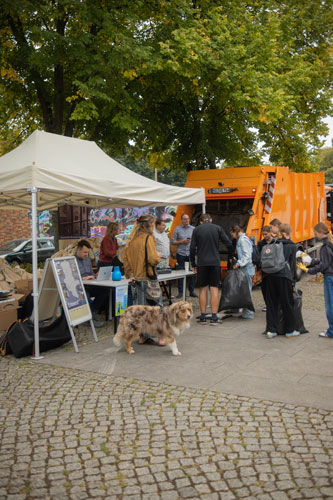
{"left": 1, "top": 358, "right": 332, "bottom": 500}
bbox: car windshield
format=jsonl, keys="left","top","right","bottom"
{"left": 0, "top": 239, "right": 27, "bottom": 252}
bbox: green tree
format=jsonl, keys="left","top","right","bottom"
{"left": 1, "top": 0, "right": 332, "bottom": 171}
{"left": 317, "top": 147, "right": 333, "bottom": 183}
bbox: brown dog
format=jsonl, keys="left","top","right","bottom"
{"left": 113, "top": 301, "right": 193, "bottom": 355}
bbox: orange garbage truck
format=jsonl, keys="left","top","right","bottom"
{"left": 170, "top": 166, "right": 331, "bottom": 280}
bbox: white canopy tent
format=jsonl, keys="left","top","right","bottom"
{"left": 0, "top": 130, "right": 205, "bottom": 358}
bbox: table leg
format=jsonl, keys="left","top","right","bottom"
{"left": 114, "top": 316, "right": 118, "bottom": 334}
{"left": 182, "top": 275, "right": 186, "bottom": 301}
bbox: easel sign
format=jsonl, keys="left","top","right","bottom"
{"left": 38, "top": 257, "right": 98, "bottom": 352}
{"left": 52, "top": 257, "right": 91, "bottom": 325}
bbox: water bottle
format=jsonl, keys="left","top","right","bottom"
{"left": 112, "top": 266, "right": 122, "bottom": 281}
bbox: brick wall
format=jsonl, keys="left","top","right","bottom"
{"left": 0, "top": 209, "right": 31, "bottom": 246}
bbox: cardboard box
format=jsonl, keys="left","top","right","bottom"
{"left": 14, "top": 279, "right": 33, "bottom": 299}
{"left": 15, "top": 279, "right": 33, "bottom": 296}
{"left": 0, "top": 294, "right": 25, "bottom": 313}
{"left": 0, "top": 309, "right": 17, "bottom": 332}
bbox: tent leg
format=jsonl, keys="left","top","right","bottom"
{"left": 30, "top": 187, "right": 43, "bottom": 360}
{"left": 202, "top": 203, "right": 206, "bottom": 214}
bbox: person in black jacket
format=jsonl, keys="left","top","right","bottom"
{"left": 257, "top": 225, "right": 273, "bottom": 314}
{"left": 190, "top": 213, "right": 232, "bottom": 326}
{"left": 263, "top": 223, "right": 299, "bottom": 339}
{"left": 304, "top": 222, "right": 333, "bottom": 338}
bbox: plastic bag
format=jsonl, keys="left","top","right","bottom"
{"left": 276, "top": 287, "right": 308, "bottom": 334}
{"left": 7, "top": 313, "right": 71, "bottom": 358}
{"left": 219, "top": 269, "right": 255, "bottom": 312}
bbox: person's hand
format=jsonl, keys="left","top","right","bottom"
{"left": 83, "top": 275, "right": 95, "bottom": 280}
{"left": 233, "top": 264, "right": 238, "bottom": 269}
{"left": 158, "top": 253, "right": 163, "bottom": 258}
{"left": 192, "top": 266, "right": 197, "bottom": 274}
{"left": 297, "top": 262, "right": 308, "bottom": 273}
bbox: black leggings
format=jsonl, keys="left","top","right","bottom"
{"left": 262, "top": 276, "right": 295, "bottom": 334}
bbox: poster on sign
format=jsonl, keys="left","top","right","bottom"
{"left": 115, "top": 285, "right": 128, "bottom": 316}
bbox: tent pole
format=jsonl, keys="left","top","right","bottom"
{"left": 202, "top": 203, "right": 206, "bottom": 214}
{"left": 30, "top": 187, "right": 43, "bottom": 360}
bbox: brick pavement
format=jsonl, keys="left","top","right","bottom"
{"left": 1, "top": 358, "right": 332, "bottom": 500}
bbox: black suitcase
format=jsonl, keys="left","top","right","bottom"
{"left": 7, "top": 314, "right": 71, "bottom": 358}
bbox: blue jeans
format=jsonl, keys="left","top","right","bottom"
{"left": 240, "top": 265, "right": 255, "bottom": 319}
{"left": 176, "top": 254, "right": 194, "bottom": 294}
{"left": 324, "top": 276, "right": 333, "bottom": 337}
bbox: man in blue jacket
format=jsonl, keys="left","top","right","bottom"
{"left": 190, "top": 214, "right": 232, "bottom": 326}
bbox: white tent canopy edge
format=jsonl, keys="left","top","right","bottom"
{"left": 0, "top": 130, "right": 205, "bottom": 359}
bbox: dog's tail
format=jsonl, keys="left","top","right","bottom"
{"left": 113, "top": 329, "right": 124, "bottom": 348}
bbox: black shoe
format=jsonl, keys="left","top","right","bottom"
{"left": 225, "top": 309, "right": 239, "bottom": 314}
{"left": 190, "top": 292, "right": 198, "bottom": 298}
{"left": 210, "top": 318, "right": 219, "bottom": 326}
{"left": 197, "top": 316, "right": 207, "bottom": 324}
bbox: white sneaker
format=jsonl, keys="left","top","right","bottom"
{"left": 262, "top": 306, "right": 267, "bottom": 312}
{"left": 319, "top": 332, "right": 332, "bottom": 338}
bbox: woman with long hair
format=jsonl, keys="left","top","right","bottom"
{"left": 98, "top": 222, "right": 119, "bottom": 270}
{"left": 229, "top": 225, "right": 255, "bottom": 319}
{"left": 263, "top": 223, "right": 298, "bottom": 338}
{"left": 306, "top": 222, "right": 333, "bottom": 338}
{"left": 123, "top": 215, "right": 162, "bottom": 344}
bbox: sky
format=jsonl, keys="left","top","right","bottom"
{"left": 322, "top": 116, "right": 333, "bottom": 148}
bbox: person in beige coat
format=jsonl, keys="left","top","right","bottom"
{"left": 123, "top": 215, "right": 163, "bottom": 345}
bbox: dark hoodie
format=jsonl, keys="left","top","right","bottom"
{"left": 262, "top": 238, "right": 297, "bottom": 281}
{"left": 307, "top": 238, "right": 333, "bottom": 276}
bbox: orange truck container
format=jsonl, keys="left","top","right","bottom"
{"left": 170, "top": 166, "right": 331, "bottom": 279}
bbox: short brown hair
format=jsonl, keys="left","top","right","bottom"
{"left": 229, "top": 224, "right": 242, "bottom": 235}
{"left": 199, "top": 213, "right": 211, "bottom": 222}
{"left": 77, "top": 239, "right": 91, "bottom": 249}
{"left": 155, "top": 218, "right": 164, "bottom": 227}
{"left": 262, "top": 225, "right": 271, "bottom": 233}
{"left": 269, "top": 218, "right": 281, "bottom": 227}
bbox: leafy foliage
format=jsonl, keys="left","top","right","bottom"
{"left": 1, "top": 0, "right": 332, "bottom": 171}
{"left": 317, "top": 147, "right": 333, "bottom": 183}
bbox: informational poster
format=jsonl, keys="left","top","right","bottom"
{"left": 52, "top": 257, "right": 91, "bottom": 325}
{"left": 115, "top": 285, "right": 128, "bottom": 316}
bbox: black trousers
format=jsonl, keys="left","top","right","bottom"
{"left": 262, "top": 276, "right": 295, "bottom": 334}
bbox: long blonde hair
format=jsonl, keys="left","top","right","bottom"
{"left": 314, "top": 222, "right": 333, "bottom": 243}
{"left": 126, "top": 215, "right": 155, "bottom": 245}
{"left": 105, "top": 222, "right": 118, "bottom": 239}
{"left": 277, "top": 223, "right": 292, "bottom": 239}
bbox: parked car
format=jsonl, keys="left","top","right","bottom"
{"left": 0, "top": 237, "right": 55, "bottom": 265}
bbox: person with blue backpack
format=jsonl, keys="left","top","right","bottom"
{"left": 261, "top": 223, "right": 299, "bottom": 338}
{"left": 229, "top": 225, "right": 255, "bottom": 319}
